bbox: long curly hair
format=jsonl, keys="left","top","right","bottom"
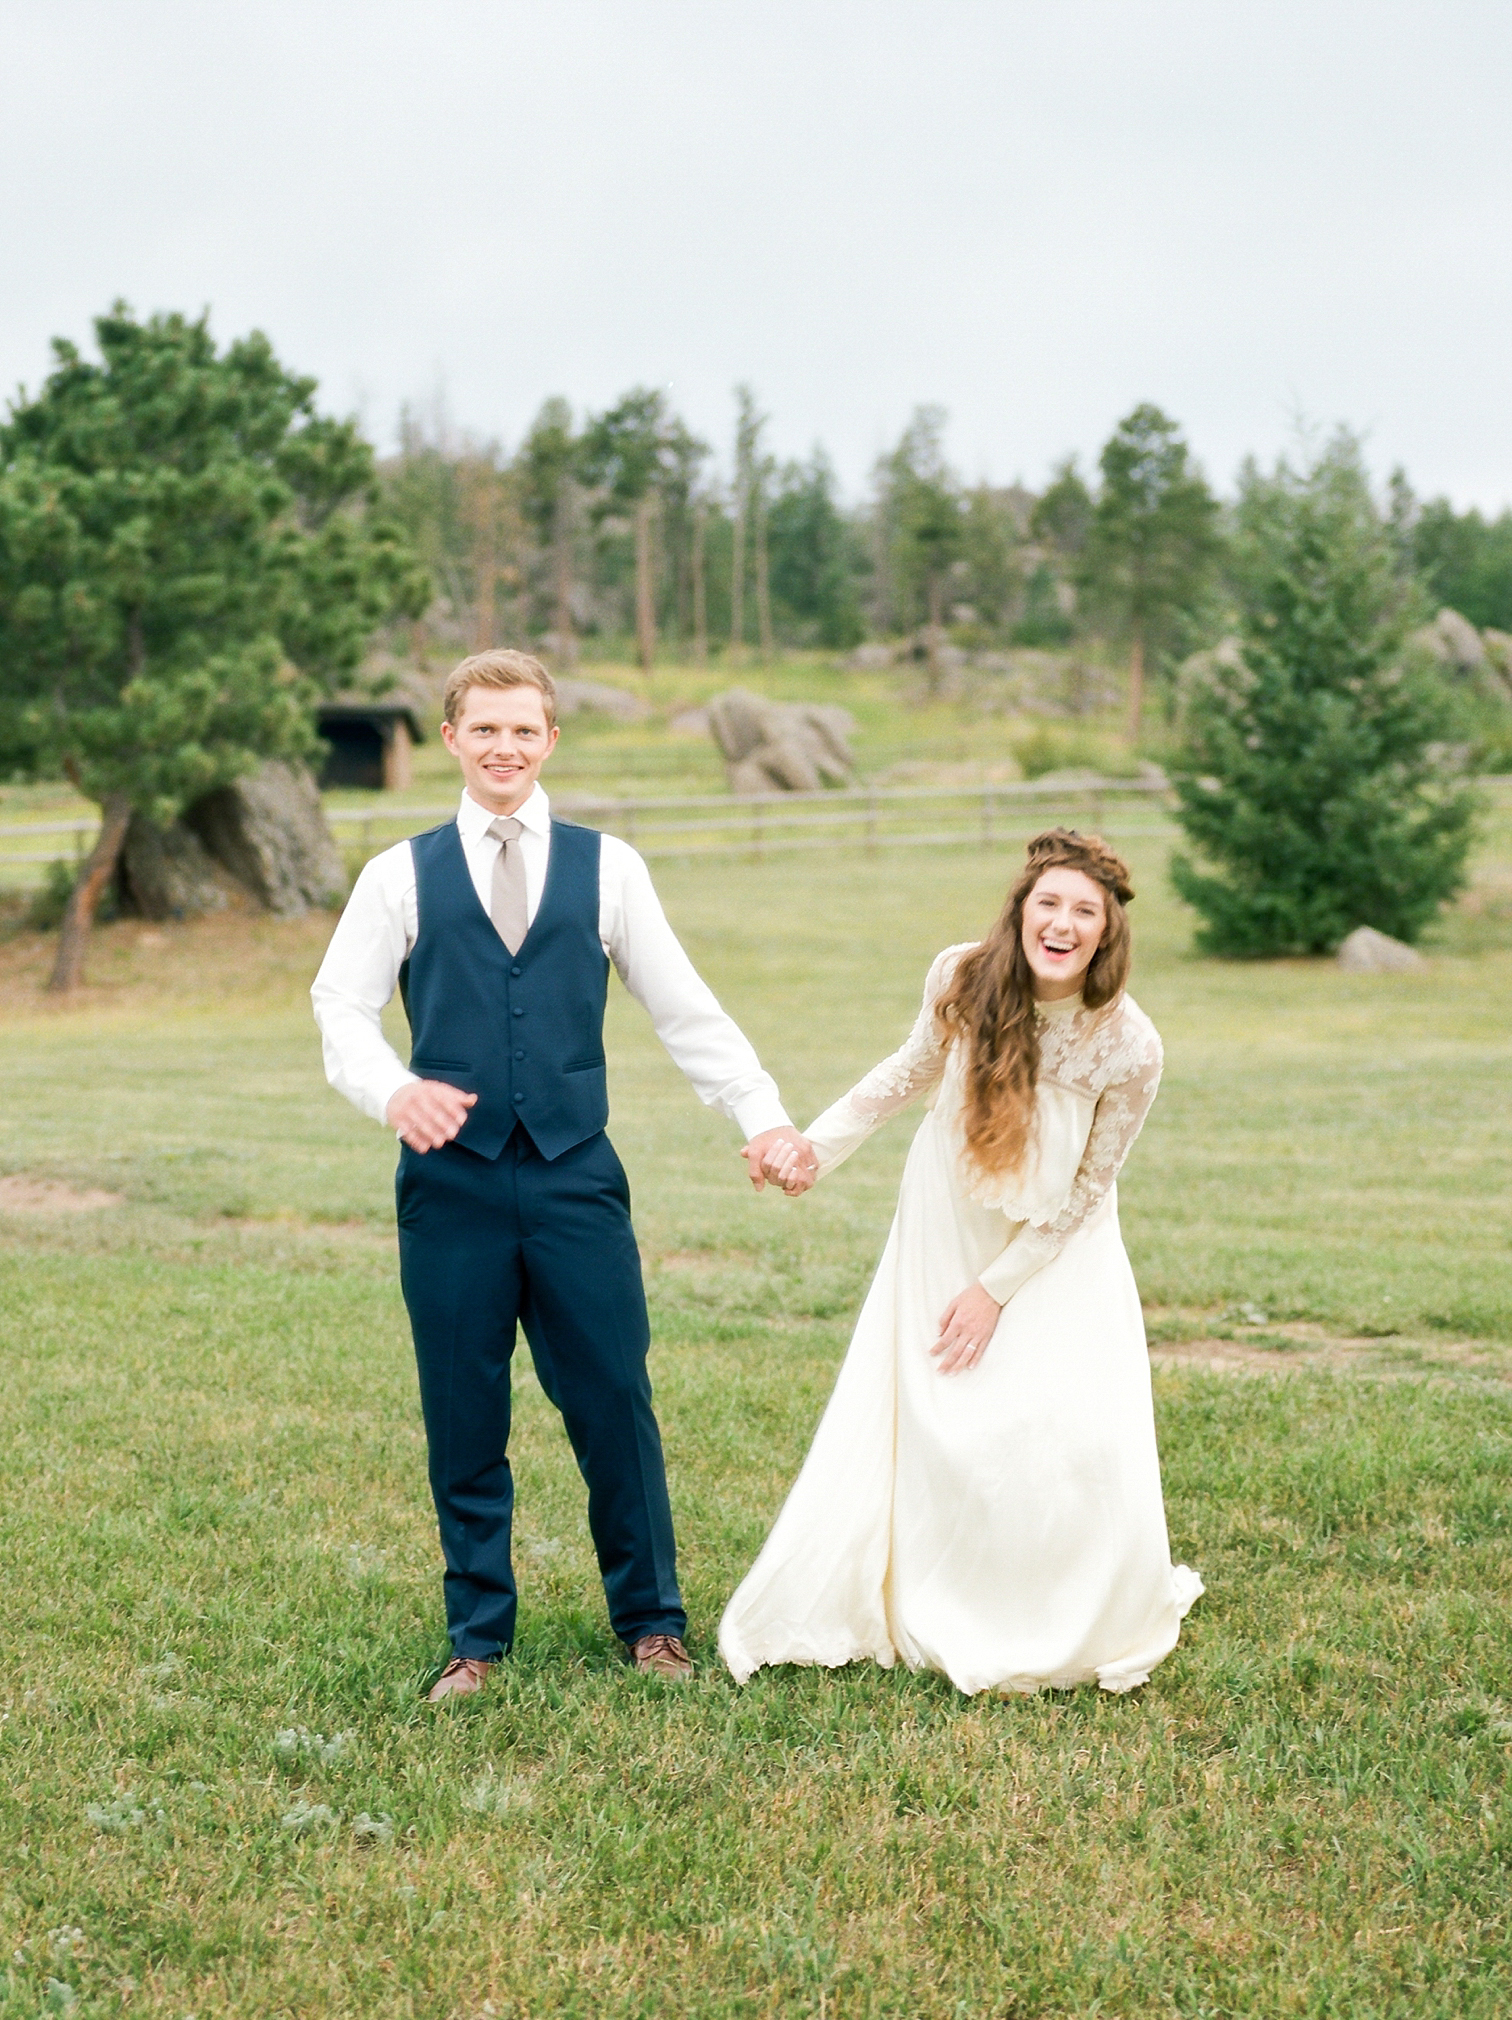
{"left": 934, "top": 829, "right": 1135, "bottom": 1185}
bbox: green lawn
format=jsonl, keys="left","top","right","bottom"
{"left": 2, "top": 823, "right": 1511, "bottom": 2017}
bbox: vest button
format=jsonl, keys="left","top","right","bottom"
{"left": 513, "top": 1091, "right": 525, "bottom": 1103}
{"left": 514, "top": 1049, "right": 525, "bottom": 1061}
{"left": 510, "top": 965, "right": 522, "bottom": 977}
{"left": 512, "top": 1006, "right": 524, "bottom": 1017}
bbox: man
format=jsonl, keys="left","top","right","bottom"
{"left": 312, "top": 649, "right": 811, "bottom": 1697}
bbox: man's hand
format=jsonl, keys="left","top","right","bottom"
{"left": 741, "top": 1126, "right": 818, "bottom": 1196}
{"left": 930, "top": 1282, "right": 1004, "bottom": 1374}
{"left": 386, "top": 1079, "right": 478, "bottom": 1153}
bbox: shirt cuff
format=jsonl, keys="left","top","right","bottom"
{"left": 369, "top": 1062, "right": 420, "bottom": 1128}
{"left": 731, "top": 1090, "right": 792, "bottom": 1140}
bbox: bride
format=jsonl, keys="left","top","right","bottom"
{"left": 721, "top": 828, "right": 1201, "bottom": 1696}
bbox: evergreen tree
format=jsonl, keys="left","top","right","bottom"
{"left": 0, "top": 304, "right": 427, "bottom": 991}
{"left": 1411, "top": 496, "right": 1512, "bottom": 631}
{"left": 1170, "top": 434, "right": 1475, "bottom": 956}
{"left": 1012, "top": 459, "right": 1093, "bottom": 647}
{"left": 578, "top": 387, "right": 691, "bottom": 671}
{"left": 517, "top": 397, "right": 580, "bottom": 660}
{"left": 1083, "top": 404, "right": 1220, "bottom": 741}
{"left": 881, "top": 408, "right": 964, "bottom": 690}
{"left": 766, "top": 452, "right": 864, "bottom": 648}
{"left": 956, "top": 486, "right": 1023, "bottom": 639}
{"left": 1030, "top": 456, "right": 1094, "bottom": 561}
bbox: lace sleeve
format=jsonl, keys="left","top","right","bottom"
{"left": 978, "top": 1015, "right": 1163, "bottom": 1304}
{"left": 803, "top": 944, "right": 970, "bottom": 1178}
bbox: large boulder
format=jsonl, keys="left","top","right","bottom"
{"left": 1336, "top": 926, "right": 1426, "bottom": 974}
{"left": 554, "top": 677, "right": 650, "bottom": 723}
{"left": 706, "top": 688, "right": 856, "bottom": 794}
{"left": 116, "top": 815, "right": 230, "bottom": 921}
{"left": 184, "top": 761, "right": 347, "bottom": 917}
{"left": 1418, "top": 607, "right": 1485, "bottom": 672}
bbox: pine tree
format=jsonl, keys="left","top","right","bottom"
{"left": 0, "top": 304, "right": 427, "bottom": 991}
{"left": 578, "top": 387, "right": 688, "bottom": 674}
{"left": 1083, "top": 405, "right": 1220, "bottom": 741}
{"left": 1170, "top": 434, "right": 1475, "bottom": 956}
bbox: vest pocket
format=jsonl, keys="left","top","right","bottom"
{"left": 563, "top": 1056, "right": 606, "bottom": 1073}
{"left": 410, "top": 1057, "right": 472, "bottom": 1073}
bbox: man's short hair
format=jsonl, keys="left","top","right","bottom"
{"left": 442, "top": 649, "right": 558, "bottom": 729}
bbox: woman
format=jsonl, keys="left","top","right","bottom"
{"left": 719, "top": 829, "right": 1201, "bottom": 1696}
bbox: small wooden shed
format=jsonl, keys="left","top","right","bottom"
{"left": 316, "top": 701, "right": 427, "bottom": 792}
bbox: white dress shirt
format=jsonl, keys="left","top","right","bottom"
{"left": 311, "top": 785, "right": 791, "bottom": 1140}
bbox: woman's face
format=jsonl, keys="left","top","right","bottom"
{"left": 1019, "top": 867, "right": 1107, "bottom": 999}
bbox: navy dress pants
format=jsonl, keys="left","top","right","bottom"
{"left": 396, "top": 1126, "right": 685, "bottom": 1658}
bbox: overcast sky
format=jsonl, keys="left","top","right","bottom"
{"left": 4, "top": 1, "right": 1510, "bottom": 507}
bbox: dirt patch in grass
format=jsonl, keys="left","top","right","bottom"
{"left": 0, "top": 1173, "right": 124, "bottom": 1213}
{"left": 1151, "top": 1317, "right": 1512, "bottom": 1383}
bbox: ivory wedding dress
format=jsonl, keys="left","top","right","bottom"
{"left": 719, "top": 945, "right": 1202, "bottom": 1696}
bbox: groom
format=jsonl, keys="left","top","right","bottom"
{"left": 312, "top": 649, "right": 812, "bottom": 1696}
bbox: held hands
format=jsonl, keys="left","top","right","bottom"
{"left": 386, "top": 1078, "right": 477, "bottom": 1153}
{"left": 931, "top": 1282, "right": 1004, "bottom": 1375}
{"left": 741, "top": 1126, "right": 818, "bottom": 1196}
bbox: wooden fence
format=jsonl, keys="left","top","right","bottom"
{"left": 5, "top": 773, "right": 1507, "bottom": 888}
{"left": 324, "top": 776, "right": 1176, "bottom": 865}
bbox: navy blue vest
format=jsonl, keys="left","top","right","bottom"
{"left": 399, "top": 817, "right": 609, "bottom": 1162}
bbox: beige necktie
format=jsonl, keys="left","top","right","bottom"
{"left": 487, "top": 816, "right": 528, "bottom": 953}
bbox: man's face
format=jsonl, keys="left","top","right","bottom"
{"left": 441, "top": 683, "right": 559, "bottom": 814}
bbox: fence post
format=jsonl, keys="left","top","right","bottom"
{"left": 751, "top": 800, "right": 765, "bottom": 863}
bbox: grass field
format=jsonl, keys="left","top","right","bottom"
{"left": 2, "top": 809, "right": 1512, "bottom": 2016}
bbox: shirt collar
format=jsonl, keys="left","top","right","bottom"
{"left": 458, "top": 782, "right": 551, "bottom": 837}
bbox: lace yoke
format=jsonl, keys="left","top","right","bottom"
{"left": 802, "top": 943, "right": 1165, "bottom": 1299}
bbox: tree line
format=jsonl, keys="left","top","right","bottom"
{"left": 384, "top": 389, "right": 1512, "bottom": 744}
{"left": 1, "top": 303, "right": 1508, "bottom": 986}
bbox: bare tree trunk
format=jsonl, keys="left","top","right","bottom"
{"left": 410, "top": 617, "right": 428, "bottom": 672}
{"left": 469, "top": 467, "right": 498, "bottom": 652}
{"left": 729, "top": 488, "right": 746, "bottom": 667}
{"left": 553, "top": 480, "right": 576, "bottom": 667}
{"left": 635, "top": 494, "right": 656, "bottom": 675}
{"left": 48, "top": 792, "right": 132, "bottom": 995}
{"left": 1126, "top": 630, "right": 1145, "bottom": 744}
{"left": 692, "top": 501, "right": 708, "bottom": 667}
{"left": 926, "top": 571, "right": 944, "bottom": 693}
{"left": 754, "top": 489, "right": 774, "bottom": 663}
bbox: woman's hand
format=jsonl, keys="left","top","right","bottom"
{"left": 741, "top": 1128, "right": 818, "bottom": 1195}
{"left": 931, "top": 1282, "right": 1004, "bottom": 1374}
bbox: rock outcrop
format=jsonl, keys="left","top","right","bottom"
{"left": 184, "top": 761, "right": 347, "bottom": 917}
{"left": 1336, "top": 926, "right": 1426, "bottom": 974}
{"left": 705, "top": 688, "right": 857, "bottom": 794}
{"left": 116, "top": 815, "right": 231, "bottom": 921}
{"left": 553, "top": 677, "right": 650, "bottom": 723}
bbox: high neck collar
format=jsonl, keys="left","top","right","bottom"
{"left": 1034, "top": 990, "right": 1084, "bottom": 1019}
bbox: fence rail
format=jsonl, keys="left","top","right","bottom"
{"left": 321, "top": 776, "right": 1176, "bottom": 864}
{"left": 4, "top": 773, "right": 1509, "bottom": 884}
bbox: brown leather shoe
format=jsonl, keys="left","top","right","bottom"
{"left": 426, "top": 1656, "right": 494, "bottom": 1702}
{"left": 628, "top": 1633, "right": 693, "bottom": 1681}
